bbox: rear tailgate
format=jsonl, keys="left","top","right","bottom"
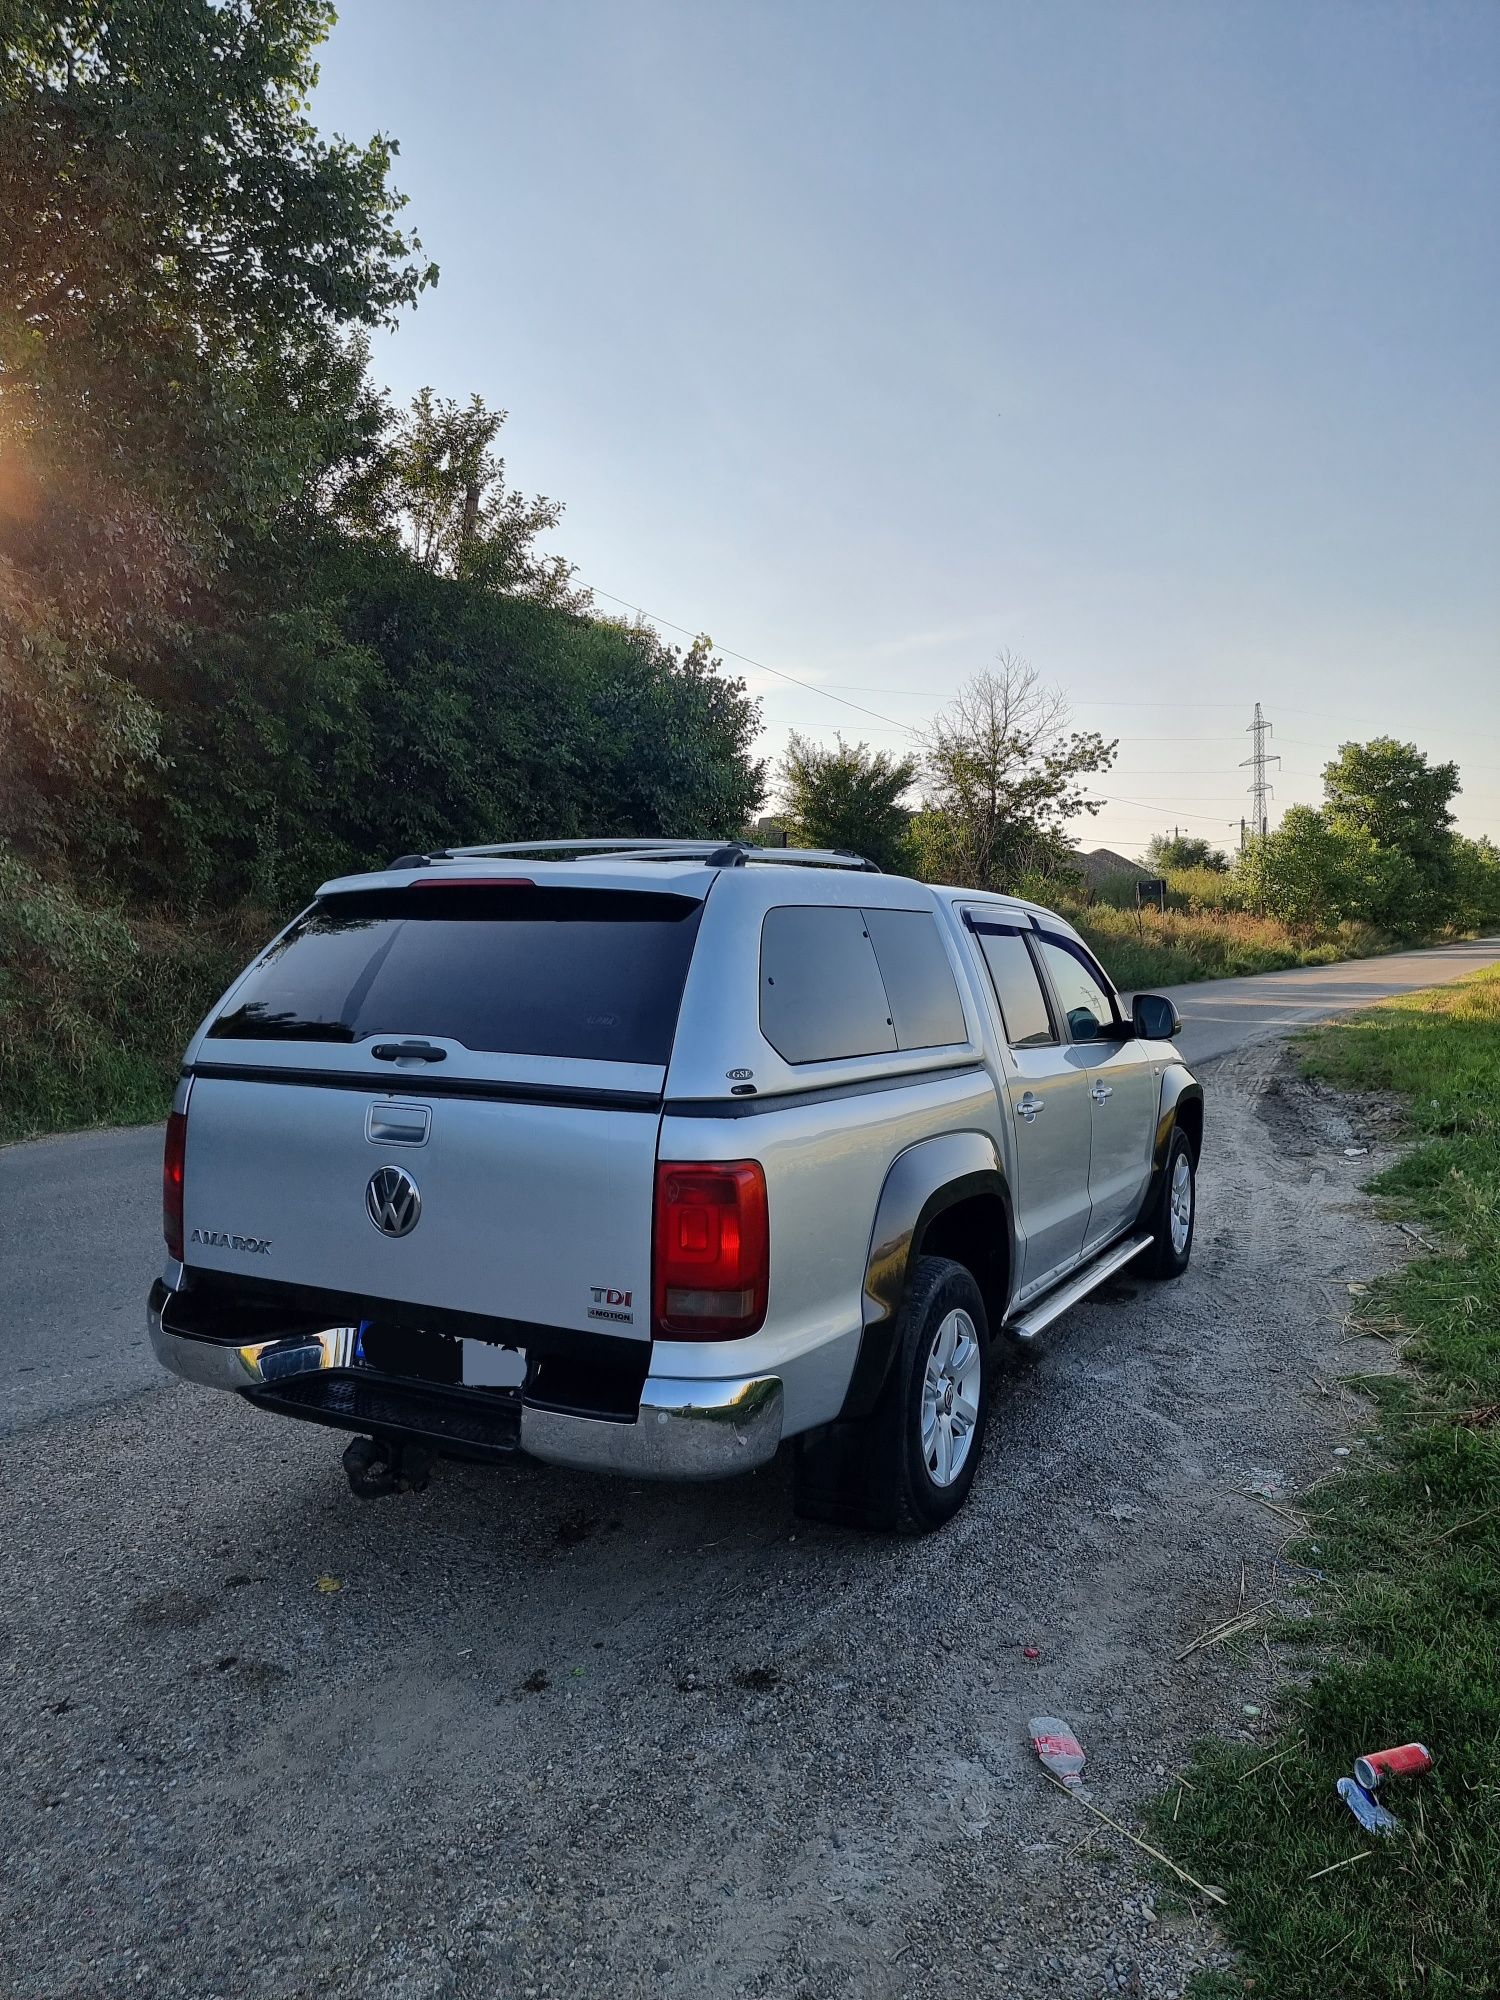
{"left": 179, "top": 880, "right": 705, "bottom": 1338}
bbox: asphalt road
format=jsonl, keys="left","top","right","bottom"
{"left": 1150, "top": 933, "right": 1500, "bottom": 1065}
{"left": 2, "top": 936, "right": 1497, "bottom": 1439}
{"left": 0, "top": 1123, "right": 164, "bottom": 1436}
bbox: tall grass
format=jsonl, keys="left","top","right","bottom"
{"left": 1066, "top": 901, "right": 1386, "bottom": 990}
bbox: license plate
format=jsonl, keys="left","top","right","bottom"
{"left": 461, "top": 1340, "right": 526, "bottom": 1389}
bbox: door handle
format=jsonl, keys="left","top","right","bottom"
{"left": 1015, "top": 1092, "right": 1045, "bottom": 1122}
{"left": 1090, "top": 1082, "right": 1113, "bottom": 1104}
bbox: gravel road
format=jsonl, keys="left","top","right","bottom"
{"left": 1, "top": 1034, "right": 1412, "bottom": 2000}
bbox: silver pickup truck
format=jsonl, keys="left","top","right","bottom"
{"left": 149, "top": 839, "right": 1202, "bottom": 1532}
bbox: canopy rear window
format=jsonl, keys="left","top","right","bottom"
{"left": 209, "top": 885, "right": 704, "bottom": 1065}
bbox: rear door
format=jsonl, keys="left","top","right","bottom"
{"left": 180, "top": 880, "right": 706, "bottom": 1338}
{"left": 961, "top": 914, "right": 1093, "bottom": 1293}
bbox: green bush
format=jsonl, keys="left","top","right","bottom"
{"left": 0, "top": 849, "right": 261, "bottom": 1141}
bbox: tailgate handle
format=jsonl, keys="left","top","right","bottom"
{"left": 372, "top": 1040, "right": 447, "bottom": 1064}
{"left": 366, "top": 1102, "right": 432, "bottom": 1146}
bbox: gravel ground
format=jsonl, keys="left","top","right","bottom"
{"left": 0, "top": 1039, "right": 1407, "bottom": 2000}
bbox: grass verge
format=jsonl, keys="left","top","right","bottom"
{"left": 1156, "top": 966, "right": 1500, "bottom": 1998}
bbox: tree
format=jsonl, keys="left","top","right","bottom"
{"left": 1, "top": 0, "right": 435, "bottom": 859}
{"left": 916, "top": 655, "right": 1116, "bottom": 887}
{"left": 381, "top": 389, "right": 587, "bottom": 608}
{"left": 147, "top": 555, "right": 765, "bottom": 908}
{"left": 1239, "top": 805, "right": 1424, "bottom": 935}
{"left": 1238, "top": 807, "right": 1358, "bottom": 931}
{"left": 1, "top": 0, "right": 767, "bottom": 916}
{"left": 1322, "top": 739, "right": 1459, "bottom": 883}
{"left": 1145, "top": 832, "right": 1229, "bottom": 872}
{"left": 1447, "top": 836, "right": 1500, "bottom": 934}
{"left": 777, "top": 733, "right": 918, "bottom": 872}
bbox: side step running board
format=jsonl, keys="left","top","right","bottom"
{"left": 1004, "top": 1232, "right": 1154, "bottom": 1343}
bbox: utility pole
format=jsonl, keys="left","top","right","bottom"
{"left": 1240, "top": 702, "right": 1280, "bottom": 840}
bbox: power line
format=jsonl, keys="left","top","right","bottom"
{"left": 586, "top": 586, "right": 921, "bottom": 736}
{"left": 585, "top": 586, "right": 1498, "bottom": 829}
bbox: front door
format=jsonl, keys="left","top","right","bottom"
{"left": 962, "top": 916, "right": 1094, "bottom": 1293}
{"left": 1030, "top": 936, "right": 1157, "bottom": 1252}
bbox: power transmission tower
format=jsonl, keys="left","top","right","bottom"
{"left": 1240, "top": 702, "right": 1280, "bottom": 841}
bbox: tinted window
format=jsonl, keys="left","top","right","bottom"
{"left": 760, "top": 906, "right": 897, "bottom": 1064}
{"left": 1035, "top": 936, "right": 1117, "bottom": 1043}
{"left": 975, "top": 930, "right": 1055, "bottom": 1047}
{"left": 209, "top": 886, "right": 703, "bottom": 1064}
{"left": 863, "top": 909, "right": 967, "bottom": 1051}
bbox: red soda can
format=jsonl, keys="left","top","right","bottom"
{"left": 1354, "top": 1742, "right": 1432, "bottom": 1789}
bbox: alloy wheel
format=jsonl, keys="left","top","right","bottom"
{"left": 920, "top": 1308, "right": 982, "bottom": 1488}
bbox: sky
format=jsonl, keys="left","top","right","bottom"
{"left": 312, "top": 0, "right": 1500, "bottom": 857}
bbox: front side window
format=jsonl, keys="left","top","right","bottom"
{"left": 1034, "top": 937, "right": 1117, "bottom": 1043}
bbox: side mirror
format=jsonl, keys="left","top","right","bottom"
{"left": 1133, "top": 992, "right": 1182, "bottom": 1041}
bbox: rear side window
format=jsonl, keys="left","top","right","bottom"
{"left": 972, "top": 928, "right": 1055, "bottom": 1047}
{"left": 759, "top": 907, "right": 896, "bottom": 1064}
{"left": 208, "top": 886, "right": 704, "bottom": 1064}
{"left": 863, "top": 909, "right": 967, "bottom": 1050}
{"left": 759, "top": 905, "right": 968, "bottom": 1064}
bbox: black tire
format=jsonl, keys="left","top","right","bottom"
{"left": 1142, "top": 1125, "right": 1195, "bottom": 1279}
{"left": 793, "top": 1255, "right": 989, "bottom": 1534}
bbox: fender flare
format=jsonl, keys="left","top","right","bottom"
{"left": 1138, "top": 1064, "right": 1204, "bottom": 1224}
{"left": 1154, "top": 1064, "right": 1204, "bottom": 1165}
{"left": 839, "top": 1132, "right": 1012, "bottom": 1422}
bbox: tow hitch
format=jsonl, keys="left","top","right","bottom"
{"left": 341, "top": 1435, "right": 436, "bottom": 1499}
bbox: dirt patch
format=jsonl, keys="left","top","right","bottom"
{"left": 0, "top": 1038, "right": 1412, "bottom": 2000}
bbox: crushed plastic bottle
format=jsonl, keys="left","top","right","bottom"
{"left": 1030, "top": 1716, "right": 1091, "bottom": 1800}
{"left": 1336, "top": 1776, "right": 1400, "bottom": 1837}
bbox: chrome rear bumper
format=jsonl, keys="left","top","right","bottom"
{"left": 147, "top": 1288, "right": 783, "bottom": 1481}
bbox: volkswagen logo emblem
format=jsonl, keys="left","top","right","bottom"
{"left": 366, "top": 1165, "right": 421, "bottom": 1238}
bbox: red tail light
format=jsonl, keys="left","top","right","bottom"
{"left": 163, "top": 1109, "right": 187, "bottom": 1261}
{"left": 653, "top": 1161, "right": 769, "bottom": 1338}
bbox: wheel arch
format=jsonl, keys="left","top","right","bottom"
{"left": 840, "top": 1132, "right": 1013, "bottom": 1422}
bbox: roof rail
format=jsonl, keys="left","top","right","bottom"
{"left": 402, "top": 837, "right": 882, "bottom": 874}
